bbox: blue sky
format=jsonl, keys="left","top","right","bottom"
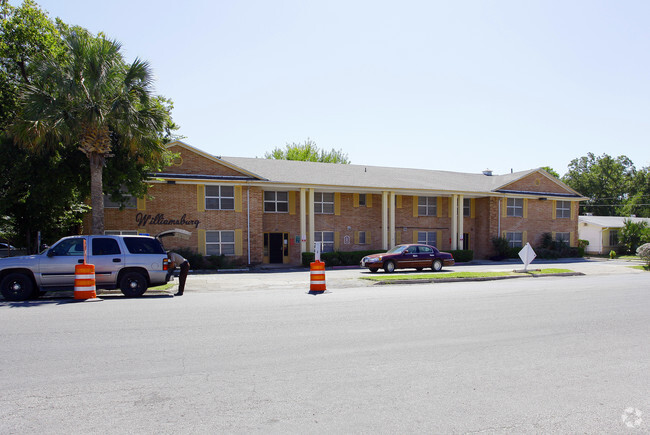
{"left": 23, "top": 0, "right": 650, "bottom": 176}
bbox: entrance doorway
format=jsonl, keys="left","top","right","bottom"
{"left": 264, "top": 232, "right": 289, "bottom": 264}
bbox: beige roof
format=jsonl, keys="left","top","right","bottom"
{"left": 579, "top": 215, "right": 650, "bottom": 228}
{"left": 163, "top": 141, "right": 582, "bottom": 198}
{"left": 222, "top": 156, "right": 557, "bottom": 195}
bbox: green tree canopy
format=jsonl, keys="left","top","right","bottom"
{"left": 562, "top": 153, "right": 636, "bottom": 216}
{"left": 265, "top": 138, "right": 350, "bottom": 164}
{"left": 540, "top": 166, "right": 560, "bottom": 179}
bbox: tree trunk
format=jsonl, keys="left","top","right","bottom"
{"left": 89, "top": 152, "right": 105, "bottom": 235}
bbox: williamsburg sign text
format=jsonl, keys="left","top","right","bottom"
{"left": 135, "top": 213, "right": 201, "bottom": 228}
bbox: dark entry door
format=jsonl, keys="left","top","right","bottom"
{"left": 269, "top": 233, "right": 284, "bottom": 263}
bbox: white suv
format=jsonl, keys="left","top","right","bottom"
{"left": 0, "top": 235, "right": 171, "bottom": 301}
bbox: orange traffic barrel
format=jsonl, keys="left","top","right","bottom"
{"left": 309, "top": 261, "right": 326, "bottom": 294}
{"left": 74, "top": 263, "right": 97, "bottom": 300}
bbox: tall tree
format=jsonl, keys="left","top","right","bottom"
{"left": 562, "top": 153, "right": 636, "bottom": 216}
{"left": 11, "top": 28, "right": 169, "bottom": 234}
{"left": 622, "top": 166, "right": 650, "bottom": 217}
{"left": 265, "top": 138, "right": 350, "bottom": 164}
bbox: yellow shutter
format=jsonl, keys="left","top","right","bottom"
{"left": 334, "top": 232, "right": 340, "bottom": 250}
{"left": 448, "top": 197, "right": 452, "bottom": 218}
{"left": 198, "top": 229, "right": 206, "bottom": 255}
{"left": 413, "top": 230, "right": 419, "bottom": 243}
{"left": 289, "top": 191, "right": 296, "bottom": 215}
{"left": 570, "top": 231, "right": 575, "bottom": 247}
{"left": 197, "top": 185, "right": 205, "bottom": 212}
{"left": 523, "top": 199, "right": 528, "bottom": 219}
{"left": 552, "top": 231, "right": 556, "bottom": 241}
{"left": 334, "top": 192, "right": 341, "bottom": 216}
{"left": 437, "top": 197, "right": 442, "bottom": 218}
{"left": 396, "top": 195, "right": 402, "bottom": 208}
{"left": 413, "top": 196, "right": 419, "bottom": 217}
{"left": 502, "top": 230, "right": 507, "bottom": 239}
{"left": 437, "top": 230, "right": 442, "bottom": 248}
{"left": 603, "top": 230, "right": 609, "bottom": 248}
{"left": 395, "top": 231, "right": 401, "bottom": 244}
{"left": 367, "top": 232, "right": 372, "bottom": 244}
{"left": 552, "top": 200, "right": 557, "bottom": 219}
{"left": 502, "top": 199, "right": 507, "bottom": 218}
{"left": 353, "top": 193, "right": 359, "bottom": 208}
{"left": 235, "top": 186, "right": 242, "bottom": 212}
{"left": 570, "top": 201, "right": 576, "bottom": 220}
{"left": 137, "top": 197, "right": 146, "bottom": 211}
{"left": 354, "top": 231, "right": 359, "bottom": 244}
{"left": 234, "top": 229, "right": 243, "bottom": 256}
{"left": 523, "top": 231, "right": 528, "bottom": 245}
{"left": 470, "top": 199, "right": 476, "bottom": 219}
{"left": 366, "top": 194, "right": 373, "bottom": 208}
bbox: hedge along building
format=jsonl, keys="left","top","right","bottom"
{"left": 101, "top": 141, "right": 585, "bottom": 265}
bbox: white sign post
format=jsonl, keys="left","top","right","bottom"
{"left": 518, "top": 242, "right": 537, "bottom": 272}
{"left": 314, "top": 242, "right": 322, "bottom": 262}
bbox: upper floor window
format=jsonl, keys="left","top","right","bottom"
{"left": 418, "top": 197, "right": 437, "bottom": 216}
{"left": 359, "top": 194, "right": 367, "bottom": 207}
{"left": 556, "top": 201, "right": 571, "bottom": 219}
{"left": 314, "top": 192, "right": 334, "bottom": 214}
{"left": 463, "top": 198, "right": 471, "bottom": 217}
{"left": 206, "top": 185, "right": 234, "bottom": 210}
{"left": 264, "top": 191, "right": 288, "bottom": 213}
{"left": 507, "top": 198, "right": 523, "bottom": 217}
{"left": 104, "top": 194, "right": 136, "bottom": 209}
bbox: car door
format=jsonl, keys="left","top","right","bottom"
{"left": 417, "top": 245, "right": 436, "bottom": 267}
{"left": 399, "top": 246, "right": 420, "bottom": 269}
{"left": 39, "top": 237, "right": 86, "bottom": 287}
{"left": 88, "top": 237, "right": 124, "bottom": 286}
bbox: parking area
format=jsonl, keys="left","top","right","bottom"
{"left": 179, "top": 257, "right": 646, "bottom": 294}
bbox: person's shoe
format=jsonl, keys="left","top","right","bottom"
{"left": 174, "top": 292, "right": 183, "bottom": 296}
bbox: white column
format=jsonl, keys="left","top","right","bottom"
{"left": 451, "top": 195, "right": 458, "bottom": 250}
{"left": 308, "top": 188, "right": 315, "bottom": 252}
{"left": 458, "top": 195, "right": 464, "bottom": 250}
{"left": 382, "top": 191, "right": 389, "bottom": 250}
{"left": 389, "top": 191, "right": 396, "bottom": 248}
{"left": 300, "top": 188, "right": 307, "bottom": 253}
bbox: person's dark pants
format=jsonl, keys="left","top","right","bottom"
{"left": 177, "top": 261, "right": 189, "bottom": 295}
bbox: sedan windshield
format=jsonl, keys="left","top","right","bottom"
{"left": 386, "top": 245, "right": 408, "bottom": 254}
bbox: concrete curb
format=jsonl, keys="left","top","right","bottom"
{"left": 371, "top": 272, "right": 585, "bottom": 285}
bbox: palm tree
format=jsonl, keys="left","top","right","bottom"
{"left": 12, "top": 28, "right": 167, "bottom": 234}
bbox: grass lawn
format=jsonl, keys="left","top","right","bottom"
{"left": 361, "top": 269, "right": 574, "bottom": 282}
{"left": 149, "top": 283, "right": 175, "bottom": 291}
{"left": 628, "top": 265, "right": 650, "bottom": 271}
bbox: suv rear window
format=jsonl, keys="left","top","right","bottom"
{"left": 123, "top": 237, "right": 165, "bottom": 254}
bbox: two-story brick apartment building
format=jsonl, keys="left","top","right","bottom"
{"left": 102, "top": 141, "right": 585, "bottom": 265}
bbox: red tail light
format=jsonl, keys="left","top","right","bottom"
{"left": 163, "top": 258, "right": 169, "bottom": 271}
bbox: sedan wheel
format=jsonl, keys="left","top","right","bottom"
{"left": 432, "top": 259, "right": 443, "bottom": 272}
{"left": 384, "top": 261, "right": 396, "bottom": 273}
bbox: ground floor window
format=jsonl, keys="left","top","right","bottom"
{"left": 206, "top": 230, "right": 235, "bottom": 255}
{"left": 609, "top": 229, "right": 619, "bottom": 246}
{"left": 506, "top": 232, "right": 523, "bottom": 248}
{"left": 555, "top": 232, "right": 570, "bottom": 245}
{"left": 105, "top": 230, "right": 139, "bottom": 235}
{"left": 358, "top": 231, "right": 367, "bottom": 244}
{"left": 315, "top": 231, "right": 335, "bottom": 252}
{"left": 417, "top": 231, "right": 437, "bottom": 246}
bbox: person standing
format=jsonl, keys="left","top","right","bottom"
{"left": 168, "top": 251, "right": 190, "bottom": 296}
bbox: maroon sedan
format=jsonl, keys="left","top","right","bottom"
{"left": 360, "top": 244, "right": 455, "bottom": 273}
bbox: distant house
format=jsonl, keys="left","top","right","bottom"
{"left": 578, "top": 215, "right": 650, "bottom": 254}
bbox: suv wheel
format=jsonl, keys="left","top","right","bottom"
{"left": 1, "top": 273, "right": 34, "bottom": 301}
{"left": 120, "top": 271, "right": 148, "bottom": 298}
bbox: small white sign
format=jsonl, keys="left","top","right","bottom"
{"left": 301, "top": 235, "right": 307, "bottom": 243}
{"left": 518, "top": 242, "right": 537, "bottom": 271}
{"left": 314, "top": 242, "right": 321, "bottom": 262}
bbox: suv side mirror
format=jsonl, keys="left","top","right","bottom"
{"left": 46, "top": 249, "right": 55, "bottom": 257}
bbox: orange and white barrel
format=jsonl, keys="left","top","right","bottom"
{"left": 309, "top": 261, "right": 326, "bottom": 294}
{"left": 74, "top": 263, "right": 96, "bottom": 300}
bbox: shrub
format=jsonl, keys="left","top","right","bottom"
{"left": 636, "top": 243, "right": 650, "bottom": 266}
{"left": 491, "top": 237, "right": 510, "bottom": 260}
{"left": 302, "top": 250, "right": 385, "bottom": 267}
{"left": 449, "top": 250, "right": 473, "bottom": 262}
{"left": 609, "top": 250, "right": 617, "bottom": 259}
{"left": 578, "top": 239, "right": 589, "bottom": 249}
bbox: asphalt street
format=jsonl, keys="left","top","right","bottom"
{"left": 0, "top": 260, "right": 648, "bottom": 434}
